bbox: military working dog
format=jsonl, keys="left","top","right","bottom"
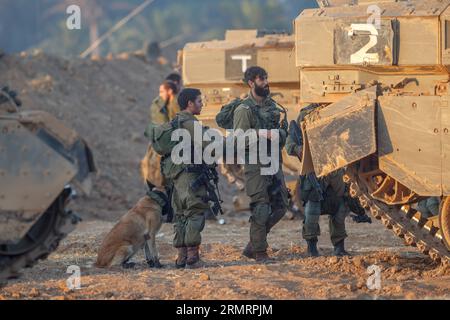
{"left": 95, "top": 195, "right": 163, "bottom": 269}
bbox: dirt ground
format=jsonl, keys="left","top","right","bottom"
{"left": 1, "top": 212, "right": 449, "bottom": 300}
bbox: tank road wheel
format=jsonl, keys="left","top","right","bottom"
{"left": 439, "top": 197, "right": 450, "bottom": 251}
{"left": 0, "top": 189, "right": 80, "bottom": 284}
{"left": 344, "top": 160, "right": 449, "bottom": 264}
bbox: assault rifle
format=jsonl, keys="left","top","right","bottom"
{"left": 187, "top": 164, "right": 224, "bottom": 216}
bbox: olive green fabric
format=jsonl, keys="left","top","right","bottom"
{"left": 149, "top": 96, "right": 169, "bottom": 125}
{"left": 233, "top": 92, "right": 289, "bottom": 253}
{"left": 246, "top": 167, "right": 290, "bottom": 252}
{"left": 160, "top": 110, "right": 217, "bottom": 248}
{"left": 285, "top": 138, "right": 302, "bottom": 159}
{"left": 149, "top": 95, "right": 180, "bottom": 125}
{"left": 216, "top": 98, "right": 251, "bottom": 129}
{"left": 167, "top": 96, "right": 180, "bottom": 121}
{"left": 285, "top": 112, "right": 302, "bottom": 158}
{"left": 144, "top": 95, "right": 180, "bottom": 187}
{"left": 161, "top": 110, "right": 213, "bottom": 180}
{"left": 303, "top": 198, "right": 348, "bottom": 246}
{"left": 233, "top": 92, "right": 287, "bottom": 145}
{"left": 284, "top": 110, "right": 349, "bottom": 246}
{"left": 172, "top": 171, "right": 209, "bottom": 248}
{"left": 285, "top": 104, "right": 320, "bottom": 158}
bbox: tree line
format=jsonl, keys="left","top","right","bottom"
{"left": 0, "top": 0, "right": 317, "bottom": 57}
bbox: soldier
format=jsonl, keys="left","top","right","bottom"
{"left": 161, "top": 88, "right": 218, "bottom": 269}
{"left": 141, "top": 78, "right": 181, "bottom": 223}
{"left": 285, "top": 110, "right": 350, "bottom": 257}
{"left": 144, "top": 77, "right": 180, "bottom": 188}
{"left": 233, "top": 66, "right": 290, "bottom": 262}
{"left": 149, "top": 80, "right": 179, "bottom": 125}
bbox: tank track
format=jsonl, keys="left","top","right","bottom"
{"left": 0, "top": 193, "right": 80, "bottom": 285}
{"left": 345, "top": 165, "right": 449, "bottom": 266}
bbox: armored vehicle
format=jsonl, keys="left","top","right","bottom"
{"left": 0, "top": 87, "right": 95, "bottom": 282}
{"left": 295, "top": 0, "right": 450, "bottom": 263}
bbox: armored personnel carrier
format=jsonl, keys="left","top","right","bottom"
{"left": 295, "top": 0, "right": 450, "bottom": 263}
{"left": 0, "top": 87, "right": 95, "bottom": 282}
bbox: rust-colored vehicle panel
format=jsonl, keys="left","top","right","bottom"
{"left": 304, "top": 87, "right": 377, "bottom": 177}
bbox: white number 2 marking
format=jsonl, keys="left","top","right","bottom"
{"left": 348, "top": 24, "right": 379, "bottom": 64}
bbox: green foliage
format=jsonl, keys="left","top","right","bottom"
{"left": 0, "top": 0, "right": 317, "bottom": 57}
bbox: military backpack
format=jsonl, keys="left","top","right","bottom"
{"left": 216, "top": 98, "right": 250, "bottom": 129}
{"left": 216, "top": 97, "right": 288, "bottom": 130}
{"left": 144, "top": 117, "right": 186, "bottom": 156}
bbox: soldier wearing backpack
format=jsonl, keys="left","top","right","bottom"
{"left": 227, "top": 66, "right": 290, "bottom": 262}
{"left": 152, "top": 88, "right": 220, "bottom": 269}
{"left": 141, "top": 78, "right": 181, "bottom": 222}
{"left": 285, "top": 107, "right": 350, "bottom": 257}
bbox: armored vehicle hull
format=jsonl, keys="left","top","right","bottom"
{"left": 0, "top": 91, "right": 95, "bottom": 282}
{"left": 295, "top": 0, "right": 450, "bottom": 263}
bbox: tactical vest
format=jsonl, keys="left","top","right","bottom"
{"left": 245, "top": 98, "right": 286, "bottom": 131}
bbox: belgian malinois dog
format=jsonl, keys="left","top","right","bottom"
{"left": 95, "top": 194, "right": 163, "bottom": 269}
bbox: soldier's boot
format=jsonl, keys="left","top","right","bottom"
{"left": 242, "top": 242, "right": 255, "bottom": 259}
{"left": 175, "top": 247, "right": 187, "bottom": 269}
{"left": 185, "top": 246, "right": 205, "bottom": 269}
{"left": 306, "top": 239, "right": 319, "bottom": 257}
{"left": 255, "top": 251, "right": 274, "bottom": 264}
{"left": 333, "top": 240, "right": 350, "bottom": 257}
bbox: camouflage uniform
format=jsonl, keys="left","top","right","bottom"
{"left": 161, "top": 111, "right": 212, "bottom": 248}
{"left": 149, "top": 96, "right": 180, "bottom": 125}
{"left": 285, "top": 114, "right": 349, "bottom": 252}
{"left": 233, "top": 93, "right": 289, "bottom": 255}
{"left": 167, "top": 97, "right": 180, "bottom": 122}
{"left": 143, "top": 96, "right": 180, "bottom": 188}
{"left": 300, "top": 171, "right": 348, "bottom": 246}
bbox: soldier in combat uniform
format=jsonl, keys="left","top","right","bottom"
{"left": 285, "top": 108, "right": 350, "bottom": 257}
{"left": 233, "top": 66, "right": 290, "bottom": 262}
